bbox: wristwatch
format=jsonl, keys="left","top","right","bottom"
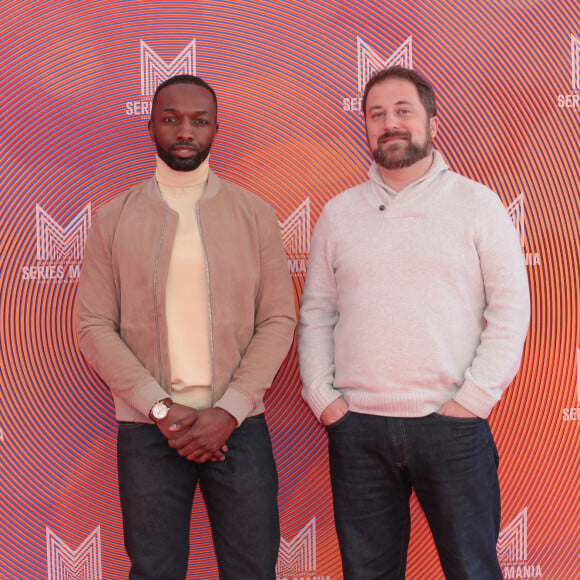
{"left": 149, "top": 398, "right": 173, "bottom": 422}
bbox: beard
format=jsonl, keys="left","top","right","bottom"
{"left": 155, "top": 142, "right": 212, "bottom": 172}
{"left": 370, "top": 130, "right": 432, "bottom": 170}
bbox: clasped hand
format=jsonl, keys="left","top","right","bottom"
{"left": 156, "top": 403, "right": 237, "bottom": 463}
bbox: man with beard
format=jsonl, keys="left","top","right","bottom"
{"left": 298, "top": 66, "right": 529, "bottom": 579}
{"left": 76, "top": 75, "right": 296, "bottom": 580}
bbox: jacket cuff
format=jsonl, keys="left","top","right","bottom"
{"left": 129, "top": 379, "right": 170, "bottom": 420}
{"left": 214, "top": 388, "right": 254, "bottom": 427}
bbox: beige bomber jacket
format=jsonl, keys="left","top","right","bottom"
{"left": 76, "top": 170, "right": 296, "bottom": 425}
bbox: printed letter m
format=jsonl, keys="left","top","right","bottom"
{"left": 46, "top": 526, "right": 102, "bottom": 580}
{"left": 577, "top": 347, "right": 580, "bottom": 403}
{"left": 497, "top": 507, "right": 528, "bottom": 563}
{"left": 276, "top": 518, "right": 317, "bottom": 575}
{"left": 141, "top": 40, "right": 197, "bottom": 97}
{"left": 278, "top": 198, "right": 310, "bottom": 256}
{"left": 571, "top": 33, "right": 580, "bottom": 90}
{"left": 507, "top": 193, "right": 525, "bottom": 248}
{"left": 358, "top": 36, "right": 413, "bottom": 93}
{"left": 36, "top": 204, "right": 91, "bottom": 262}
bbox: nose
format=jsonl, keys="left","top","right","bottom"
{"left": 382, "top": 112, "right": 400, "bottom": 131}
{"left": 177, "top": 120, "right": 196, "bottom": 141}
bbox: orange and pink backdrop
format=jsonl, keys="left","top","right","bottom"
{"left": 1, "top": 1, "right": 578, "bottom": 579}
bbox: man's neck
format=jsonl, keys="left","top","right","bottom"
{"left": 155, "top": 155, "right": 210, "bottom": 188}
{"left": 377, "top": 151, "right": 435, "bottom": 193}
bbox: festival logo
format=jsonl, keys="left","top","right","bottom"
{"left": 506, "top": 192, "right": 540, "bottom": 267}
{"left": 557, "top": 33, "right": 580, "bottom": 111}
{"left": 46, "top": 526, "right": 102, "bottom": 580}
{"left": 125, "top": 40, "right": 197, "bottom": 117}
{"left": 341, "top": 35, "right": 413, "bottom": 113}
{"left": 497, "top": 508, "right": 543, "bottom": 578}
{"left": 276, "top": 518, "right": 330, "bottom": 580}
{"left": 21, "top": 204, "right": 91, "bottom": 283}
{"left": 562, "top": 347, "right": 580, "bottom": 421}
{"left": 507, "top": 193, "right": 526, "bottom": 248}
{"left": 278, "top": 198, "right": 311, "bottom": 276}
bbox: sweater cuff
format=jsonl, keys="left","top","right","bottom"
{"left": 302, "top": 382, "right": 343, "bottom": 422}
{"left": 129, "top": 379, "right": 170, "bottom": 419}
{"left": 214, "top": 388, "right": 254, "bottom": 427}
{"left": 453, "top": 373, "right": 499, "bottom": 419}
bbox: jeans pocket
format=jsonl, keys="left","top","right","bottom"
{"left": 325, "top": 410, "right": 351, "bottom": 430}
{"left": 244, "top": 413, "right": 266, "bottom": 424}
{"left": 431, "top": 412, "right": 482, "bottom": 424}
{"left": 117, "top": 421, "right": 150, "bottom": 430}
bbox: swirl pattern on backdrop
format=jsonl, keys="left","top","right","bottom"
{"left": 0, "top": 1, "right": 578, "bottom": 578}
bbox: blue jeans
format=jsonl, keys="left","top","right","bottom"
{"left": 327, "top": 412, "right": 502, "bottom": 580}
{"left": 117, "top": 414, "right": 279, "bottom": 580}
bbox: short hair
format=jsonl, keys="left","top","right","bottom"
{"left": 151, "top": 74, "right": 218, "bottom": 112}
{"left": 362, "top": 66, "right": 437, "bottom": 119}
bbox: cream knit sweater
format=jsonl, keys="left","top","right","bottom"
{"left": 298, "top": 151, "right": 530, "bottom": 420}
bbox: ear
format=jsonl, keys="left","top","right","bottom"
{"left": 429, "top": 115, "right": 439, "bottom": 140}
{"left": 148, "top": 119, "right": 154, "bottom": 142}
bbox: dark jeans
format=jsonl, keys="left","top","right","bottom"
{"left": 327, "top": 412, "right": 502, "bottom": 580}
{"left": 117, "top": 414, "right": 280, "bottom": 580}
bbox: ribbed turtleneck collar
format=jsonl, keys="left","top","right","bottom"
{"left": 155, "top": 155, "right": 210, "bottom": 188}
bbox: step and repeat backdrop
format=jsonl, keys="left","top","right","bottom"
{"left": 1, "top": 1, "right": 578, "bottom": 579}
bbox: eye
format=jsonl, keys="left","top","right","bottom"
{"left": 163, "top": 115, "right": 178, "bottom": 124}
{"left": 194, "top": 118, "right": 209, "bottom": 126}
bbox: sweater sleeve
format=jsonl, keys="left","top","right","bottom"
{"left": 453, "top": 191, "right": 530, "bottom": 417}
{"left": 298, "top": 207, "right": 344, "bottom": 421}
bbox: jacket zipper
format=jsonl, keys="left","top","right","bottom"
{"left": 196, "top": 200, "right": 215, "bottom": 403}
{"left": 154, "top": 204, "right": 168, "bottom": 392}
